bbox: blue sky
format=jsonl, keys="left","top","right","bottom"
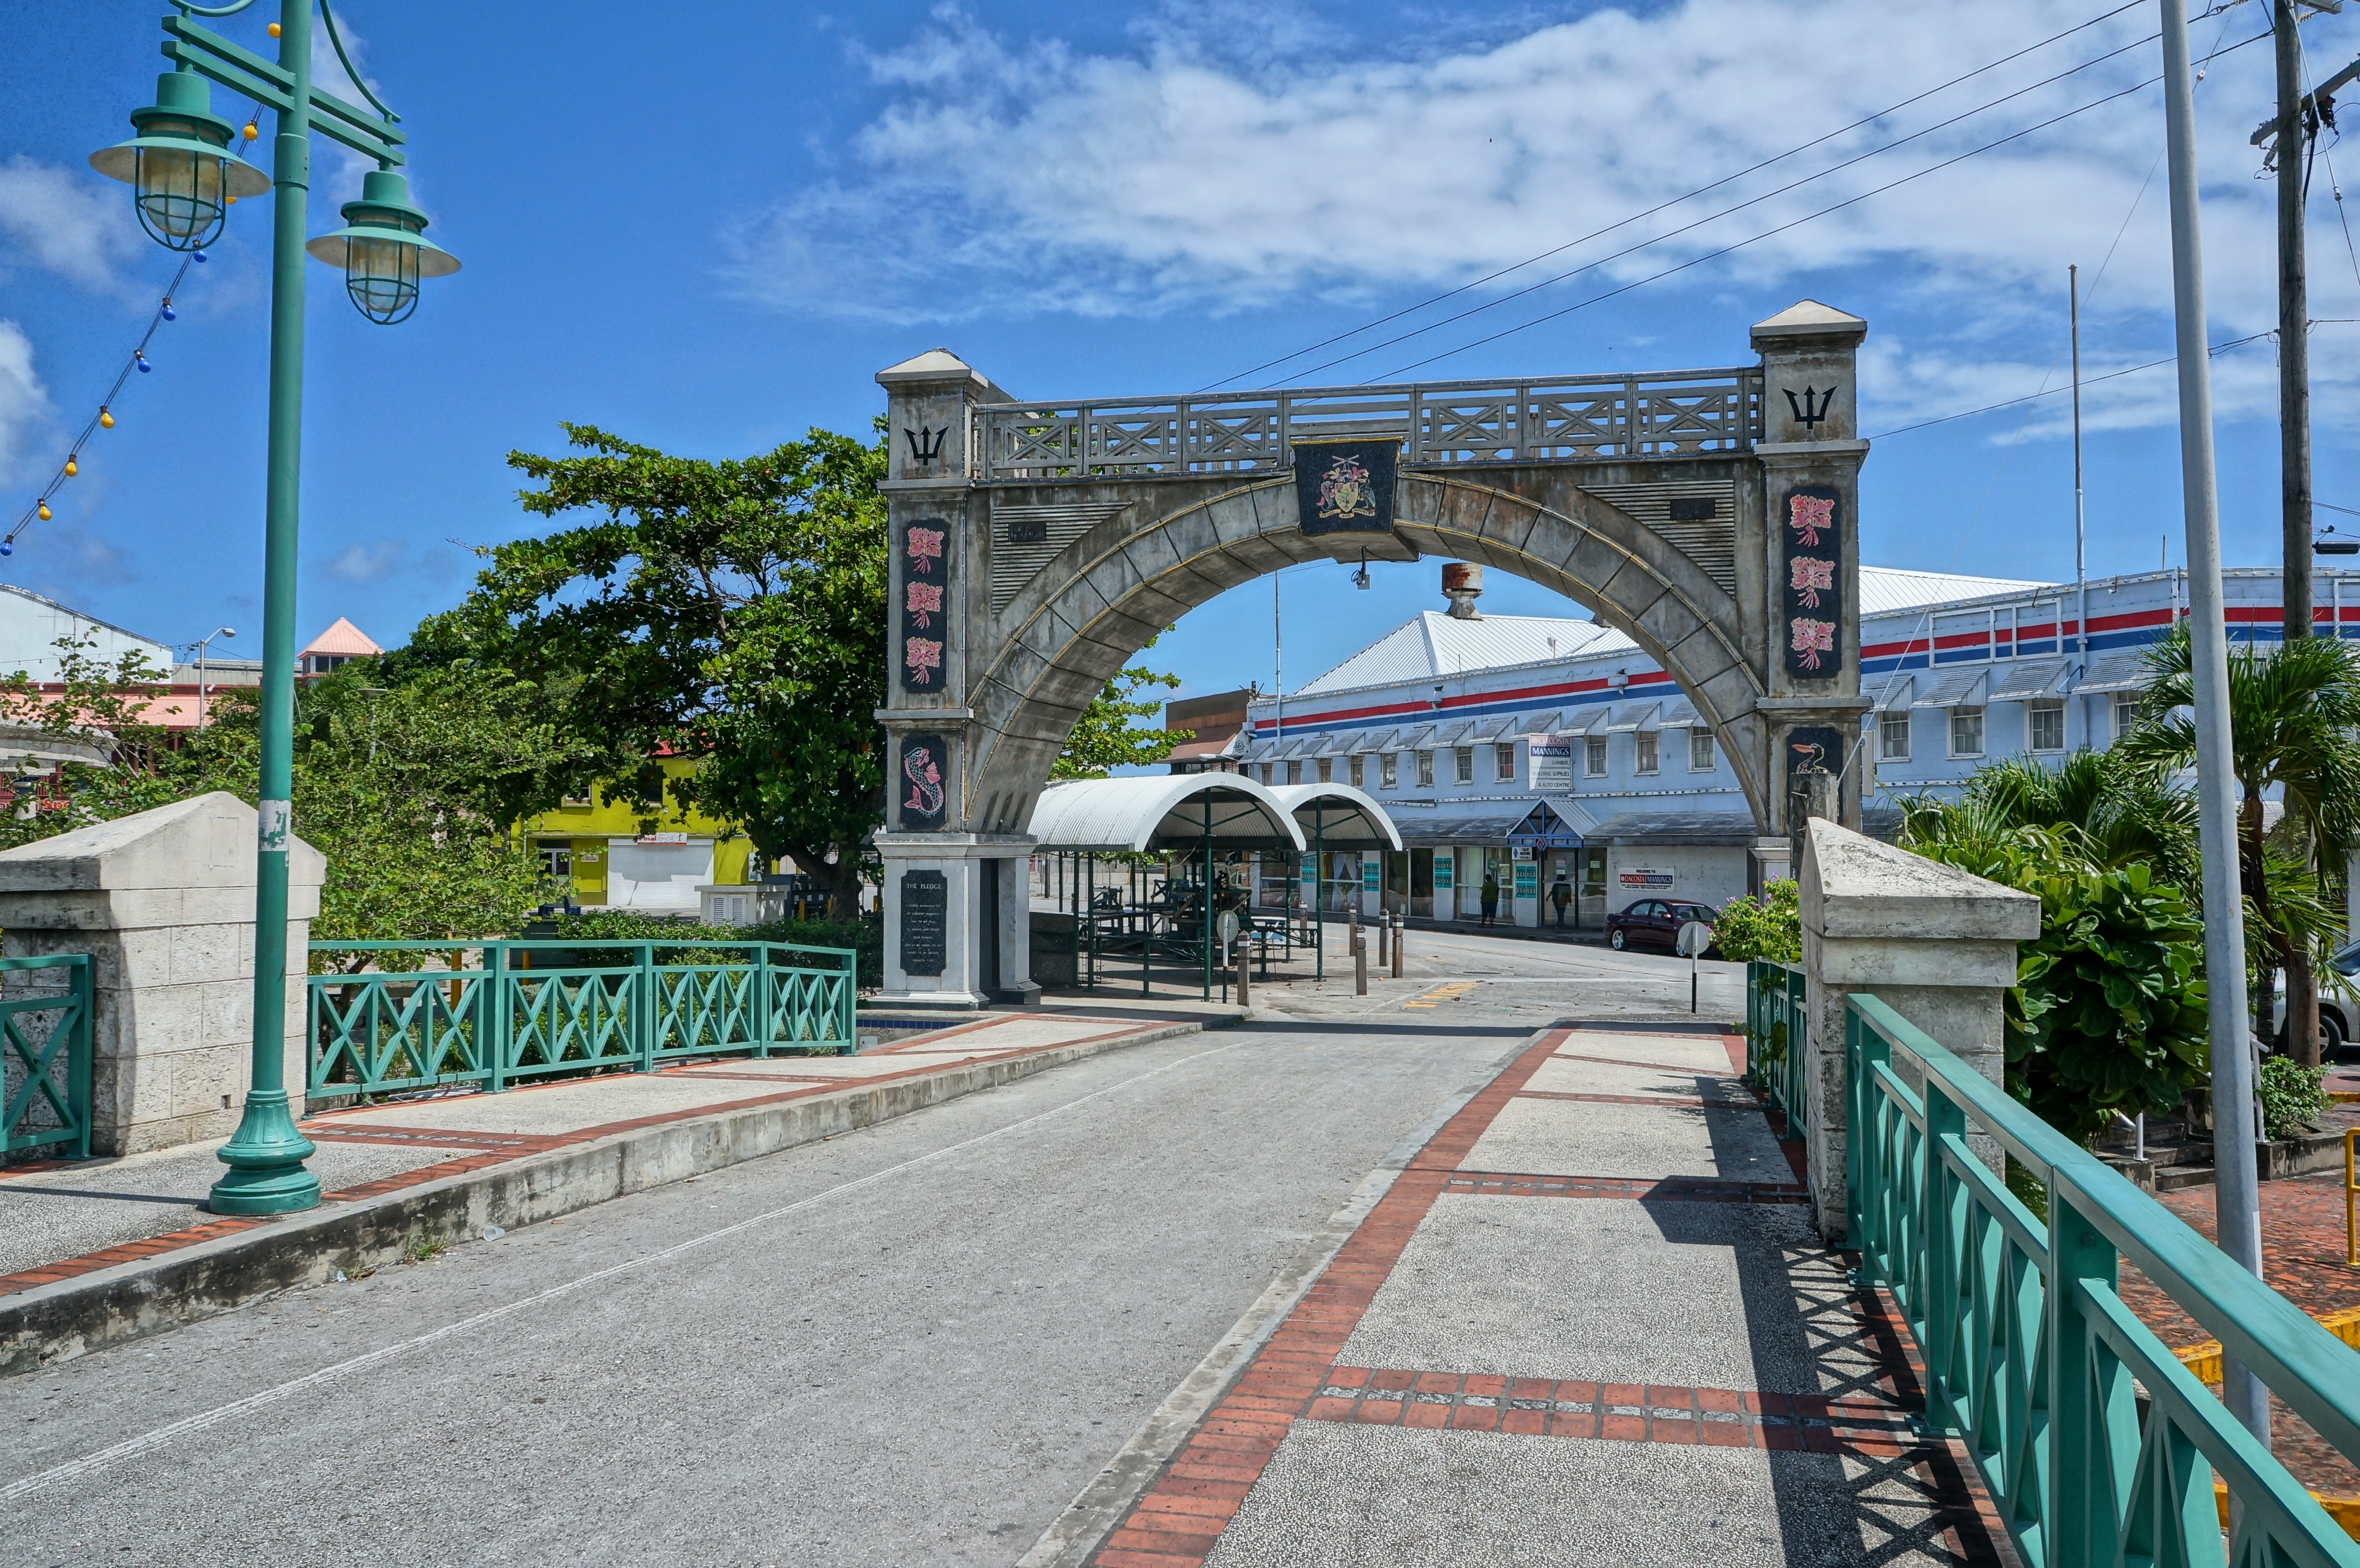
{"left": 2, "top": 0, "right": 2355, "bottom": 698}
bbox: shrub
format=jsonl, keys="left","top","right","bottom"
{"left": 1715, "top": 880, "right": 1800, "bottom": 964}
{"left": 526, "top": 909, "right": 881, "bottom": 989}
{"left": 2258, "top": 1054, "right": 2330, "bottom": 1141}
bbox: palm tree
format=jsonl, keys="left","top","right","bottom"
{"left": 1938, "top": 750, "right": 2200, "bottom": 887}
{"left": 2114, "top": 626, "right": 2360, "bottom": 1066}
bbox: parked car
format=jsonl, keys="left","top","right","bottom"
{"left": 1606, "top": 898, "right": 1719, "bottom": 954}
{"left": 2267, "top": 938, "right": 2360, "bottom": 1056}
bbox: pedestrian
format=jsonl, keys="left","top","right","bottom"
{"left": 1480, "top": 871, "right": 1500, "bottom": 929}
{"left": 1550, "top": 872, "right": 1572, "bottom": 931}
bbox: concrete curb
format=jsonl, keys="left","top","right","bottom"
{"left": 0, "top": 1017, "right": 1226, "bottom": 1378}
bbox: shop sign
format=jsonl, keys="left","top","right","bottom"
{"left": 637, "top": 832, "right": 689, "bottom": 845}
{"left": 1617, "top": 866, "right": 1676, "bottom": 890}
{"left": 1513, "top": 863, "right": 1538, "bottom": 896}
{"left": 1431, "top": 856, "right": 1453, "bottom": 890}
{"left": 1527, "top": 735, "right": 1574, "bottom": 792}
{"left": 1362, "top": 858, "right": 1381, "bottom": 891}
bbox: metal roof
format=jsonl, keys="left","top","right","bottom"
{"left": 1912, "top": 667, "right": 1989, "bottom": 708}
{"left": 1291, "top": 612, "right": 1633, "bottom": 697}
{"left": 1855, "top": 566, "right": 2058, "bottom": 617}
{"left": 1026, "top": 774, "right": 1305, "bottom": 853}
{"left": 1265, "top": 783, "right": 1403, "bottom": 850}
{"left": 1582, "top": 809, "right": 1763, "bottom": 846}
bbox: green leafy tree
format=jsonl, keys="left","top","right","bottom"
{"left": 420, "top": 422, "right": 889, "bottom": 917}
{"left": 2114, "top": 626, "right": 2360, "bottom": 1066}
{"left": 1053, "top": 638, "right": 1192, "bottom": 780}
{"left": 1714, "top": 879, "right": 1799, "bottom": 963}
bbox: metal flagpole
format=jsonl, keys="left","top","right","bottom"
{"left": 2159, "top": 0, "right": 2270, "bottom": 1452}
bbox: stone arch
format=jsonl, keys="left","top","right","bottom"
{"left": 964, "top": 472, "right": 1769, "bottom": 835}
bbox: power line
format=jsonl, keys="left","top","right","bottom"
{"left": 1200, "top": 0, "right": 2170, "bottom": 393}
{"left": 1273, "top": 22, "right": 2175, "bottom": 389}
{"left": 1867, "top": 330, "right": 2274, "bottom": 439}
{"left": 1371, "top": 34, "right": 2269, "bottom": 381}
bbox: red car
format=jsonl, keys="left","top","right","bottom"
{"left": 1606, "top": 898, "right": 1718, "bottom": 953}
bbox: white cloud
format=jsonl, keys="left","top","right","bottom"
{"left": 725, "top": 0, "right": 2332, "bottom": 429}
{"left": 321, "top": 539, "right": 406, "bottom": 583}
{"left": 0, "top": 321, "right": 54, "bottom": 484}
{"left": 0, "top": 158, "right": 144, "bottom": 294}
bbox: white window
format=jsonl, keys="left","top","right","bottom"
{"left": 1453, "top": 746, "right": 1474, "bottom": 784}
{"left": 1317, "top": 756, "right": 1332, "bottom": 784}
{"left": 1349, "top": 755, "right": 1365, "bottom": 787}
{"left": 1688, "top": 730, "right": 1714, "bottom": 772}
{"left": 1415, "top": 750, "right": 1435, "bottom": 787}
{"left": 2028, "top": 702, "right": 2065, "bottom": 753}
{"left": 1585, "top": 736, "right": 1608, "bottom": 776}
{"left": 1950, "top": 706, "right": 1985, "bottom": 758}
{"left": 1879, "top": 710, "right": 1911, "bottom": 761}
{"left": 1635, "top": 732, "right": 1659, "bottom": 774}
{"left": 1379, "top": 753, "right": 1397, "bottom": 789}
{"left": 1258, "top": 763, "right": 1273, "bottom": 784}
{"left": 1286, "top": 760, "right": 1303, "bottom": 785}
{"left": 2113, "top": 694, "right": 2139, "bottom": 741}
{"left": 1494, "top": 742, "right": 1515, "bottom": 780}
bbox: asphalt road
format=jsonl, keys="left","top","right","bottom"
{"left": 3, "top": 1021, "right": 1534, "bottom": 1567}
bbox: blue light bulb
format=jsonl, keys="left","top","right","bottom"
{"left": 135, "top": 352, "right": 151, "bottom": 373}
{"left": 160, "top": 300, "right": 176, "bottom": 322}
{"left": 3, "top": 542, "right": 16, "bottom": 557}
{"left": 192, "top": 250, "right": 207, "bottom": 263}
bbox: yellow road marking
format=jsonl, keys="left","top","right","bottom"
{"left": 1405, "top": 981, "right": 1482, "bottom": 1010}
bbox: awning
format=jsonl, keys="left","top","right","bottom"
{"left": 2071, "top": 651, "right": 2153, "bottom": 694}
{"left": 1389, "top": 813, "right": 1525, "bottom": 845}
{"left": 1347, "top": 729, "right": 1396, "bottom": 753}
{"left": 1912, "top": 667, "right": 1989, "bottom": 708}
{"left": 1582, "top": 809, "right": 1762, "bottom": 847}
{"left": 1027, "top": 774, "right": 1305, "bottom": 853}
{"left": 1656, "top": 698, "right": 1701, "bottom": 728}
{"left": 1505, "top": 798, "right": 1587, "bottom": 849}
{"left": 1555, "top": 706, "right": 1606, "bottom": 735}
{"left": 1601, "top": 700, "right": 1661, "bottom": 733}
{"left": 1300, "top": 732, "right": 1344, "bottom": 756}
{"left": 1470, "top": 715, "right": 1520, "bottom": 741}
{"left": 1271, "top": 737, "right": 1310, "bottom": 760}
{"left": 1868, "top": 674, "right": 1915, "bottom": 712}
{"left": 1265, "top": 782, "right": 1404, "bottom": 851}
{"left": 1396, "top": 724, "right": 1438, "bottom": 751}
{"left": 1433, "top": 719, "right": 1476, "bottom": 746}
{"left": 1989, "top": 659, "right": 2070, "bottom": 700}
{"left": 1517, "top": 709, "right": 1565, "bottom": 735}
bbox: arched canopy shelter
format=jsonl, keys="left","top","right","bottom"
{"left": 1026, "top": 773, "right": 1305, "bottom": 854}
{"left": 1264, "top": 782, "right": 1402, "bottom": 853}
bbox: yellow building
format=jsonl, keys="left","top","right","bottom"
{"left": 521, "top": 759, "right": 756, "bottom": 911}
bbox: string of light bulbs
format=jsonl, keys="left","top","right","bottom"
{"left": 7, "top": 252, "right": 203, "bottom": 556}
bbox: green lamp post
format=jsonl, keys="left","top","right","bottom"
{"left": 89, "top": 0, "right": 458, "bottom": 1215}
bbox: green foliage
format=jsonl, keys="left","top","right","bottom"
{"left": 2257, "top": 1054, "right": 2330, "bottom": 1142}
{"left": 532, "top": 908, "right": 882, "bottom": 990}
{"left": 1714, "top": 880, "right": 1800, "bottom": 964}
{"left": 1903, "top": 818, "right": 2211, "bottom": 1142}
{"left": 421, "top": 421, "right": 889, "bottom": 915}
{"left": 1053, "top": 635, "right": 1192, "bottom": 780}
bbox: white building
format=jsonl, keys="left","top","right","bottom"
{"left": 0, "top": 584, "right": 173, "bottom": 682}
{"left": 1233, "top": 563, "right": 2343, "bottom": 930}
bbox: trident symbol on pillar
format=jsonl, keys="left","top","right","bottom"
{"left": 904, "top": 425, "right": 947, "bottom": 464}
{"left": 1782, "top": 385, "right": 1834, "bottom": 430}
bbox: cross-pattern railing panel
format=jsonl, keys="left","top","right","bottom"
{"left": 0, "top": 955, "right": 91, "bottom": 1160}
{"left": 309, "top": 941, "right": 857, "bottom": 1100}
{"left": 980, "top": 368, "right": 1763, "bottom": 480}
{"left": 1744, "top": 959, "right": 1809, "bottom": 1140}
{"left": 1846, "top": 992, "right": 2360, "bottom": 1568}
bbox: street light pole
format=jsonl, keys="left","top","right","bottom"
{"left": 2276, "top": 0, "right": 2315, "bottom": 642}
{"left": 2159, "top": 0, "right": 2270, "bottom": 1452}
{"left": 89, "top": 0, "right": 456, "bottom": 1215}
{"left": 191, "top": 625, "right": 234, "bottom": 728}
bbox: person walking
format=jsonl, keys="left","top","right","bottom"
{"left": 1479, "top": 871, "right": 1500, "bottom": 929}
{"left": 1549, "top": 872, "right": 1572, "bottom": 931}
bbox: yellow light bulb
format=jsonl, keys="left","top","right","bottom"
{"left": 268, "top": 20, "right": 281, "bottom": 35}
{"left": 37, "top": 502, "right": 49, "bottom": 521}
{"left": 62, "top": 456, "right": 76, "bottom": 478}
{"left": 243, "top": 120, "right": 259, "bottom": 142}
{"left": 98, "top": 408, "right": 113, "bottom": 429}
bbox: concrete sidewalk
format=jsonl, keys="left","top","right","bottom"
{"left": 0, "top": 1000, "right": 1241, "bottom": 1368}
{"left": 1061, "top": 1021, "right": 2013, "bottom": 1568}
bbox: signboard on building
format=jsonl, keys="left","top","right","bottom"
{"left": 1617, "top": 866, "right": 1676, "bottom": 891}
{"left": 1527, "top": 735, "right": 1574, "bottom": 792}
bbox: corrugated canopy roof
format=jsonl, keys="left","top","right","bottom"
{"left": 1265, "top": 783, "right": 1403, "bottom": 850}
{"left": 1912, "top": 667, "right": 1989, "bottom": 708}
{"left": 1989, "top": 659, "right": 2070, "bottom": 700}
{"left": 1601, "top": 700, "right": 1661, "bottom": 733}
{"left": 1026, "top": 775, "right": 1305, "bottom": 853}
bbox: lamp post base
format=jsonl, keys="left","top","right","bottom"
{"left": 208, "top": 1089, "right": 320, "bottom": 1214}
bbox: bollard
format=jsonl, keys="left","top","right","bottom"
{"left": 1348, "top": 907, "right": 1359, "bottom": 972}
{"left": 1235, "top": 938, "right": 1251, "bottom": 1007}
{"left": 1377, "top": 912, "right": 1389, "bottom": 967}
{"left": 1354, "top": 932, "right": 1368, "bottom": 996}
{"left": 1391, "top": 915, "right": 1404, "bottom": 979}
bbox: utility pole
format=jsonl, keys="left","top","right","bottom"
{"left": 2277, "top": 0, "right": 2314, "bottom": 640}
{"left": 2161, "top": 0, "right": 2270, "bottom": 1456}
{"left": 2070, "top": 266, "right": 2087, "bottom": 669}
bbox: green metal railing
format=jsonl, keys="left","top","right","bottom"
{"left": 308, "top": 940, "right": 858, "bottom": 1099}
{"left": 1744, "top": 958, "right": 1808, "bottom": 1138}
{"left": 1846, "top": 992, "right": 2360, "bottom": 1567}
{"left": 0, "top": 955, "right": 93, "bottom": 1160}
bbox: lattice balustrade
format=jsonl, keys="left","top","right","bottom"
{"left": 307, "top": 941, "right": 858, "bottom": 1099}
{"left": 979, "top": 368, "right": 1762, "bottom": 480}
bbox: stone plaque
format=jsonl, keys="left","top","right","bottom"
{"left": 899, "top": 870, "right": 947, "bottom": 977}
